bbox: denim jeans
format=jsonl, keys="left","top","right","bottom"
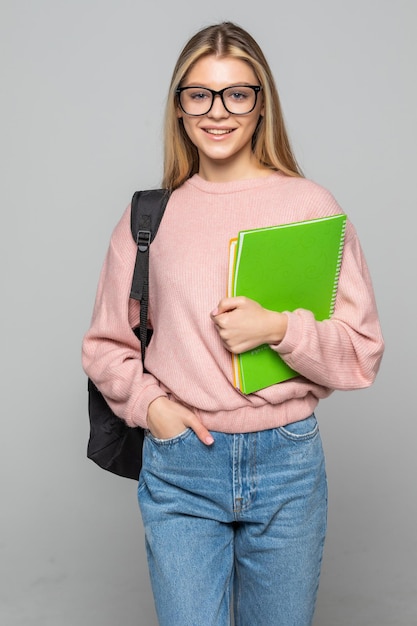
{"left": 138, "top": 414, "right": 327, "bottom": 626}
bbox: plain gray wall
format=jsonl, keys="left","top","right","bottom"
{"left": 1, "top": 1, "right": 416, "bottom": 624}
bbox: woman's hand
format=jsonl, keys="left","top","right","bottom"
{"left": 210, "top": 296, "right": 288, "bottom": 354}
{"left": 147, "top": 396, "right": 214, "bottom": 445}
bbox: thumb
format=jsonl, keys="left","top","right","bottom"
{"left": 211, "top": 297, "right": 238, "bottom": 318}
{"left": 186, "top": 414, "right": 214, "bottom": 446}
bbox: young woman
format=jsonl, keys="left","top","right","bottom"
{"left": 82, "top": 22, "right": 384, "bottom": 626}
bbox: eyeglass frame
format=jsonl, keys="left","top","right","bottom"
{"left": 176, "top": 84, "right": 262, "bottom": 116}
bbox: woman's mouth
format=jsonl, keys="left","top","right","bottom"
{"left": 204, "top": 128, "right": 234, "bottom": 135}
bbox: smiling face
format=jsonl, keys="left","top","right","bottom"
{"left": 177, "top": 55, "right": 267, "bottom": 181}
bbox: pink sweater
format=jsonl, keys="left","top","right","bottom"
{"left": 82, "top": 173, "right": 384, "bottom": 432}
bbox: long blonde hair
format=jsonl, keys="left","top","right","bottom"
{"left": 162, "top": 22, "right": 303, "bottom": 190}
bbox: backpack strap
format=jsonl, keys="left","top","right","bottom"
{"left": 129, "top": 189, "right": 171, "bottom": 363}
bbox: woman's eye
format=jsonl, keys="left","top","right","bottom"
{"left": 190, "top": 91, "right": 209, "bottom": 101}
{"left": 230, "top": 91, "right": 248, "bottom": 100}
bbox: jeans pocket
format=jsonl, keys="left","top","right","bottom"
{"left": 278, "top": 414, "right": 319, "bottom": 442}
{"left": 138, "top": 428, "right": 200, "bottom": 497}
{"left": 145, "top": 427, "right": 192, "bottom": 446}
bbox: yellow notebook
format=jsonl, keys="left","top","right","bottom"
{"left": 227, "top": 214, "right": 347, "bottom": 394}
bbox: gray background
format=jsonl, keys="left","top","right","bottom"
{"left": 1, "top": 1, "right": 415, "bottom": 625}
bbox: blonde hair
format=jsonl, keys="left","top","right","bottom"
{"left": 162, "top": 22, "right": 303, "bottom": 190}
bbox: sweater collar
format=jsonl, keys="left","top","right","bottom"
{"left": 186, "top": 172, "right": 284, "bottom": 194}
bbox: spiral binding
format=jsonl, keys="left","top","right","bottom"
{"left": 329, "top": 217, "right": 347, "bottom": 316}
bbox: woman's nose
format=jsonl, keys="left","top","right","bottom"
{"left": 208, "top": 94, "right": 230, "bottom": 118}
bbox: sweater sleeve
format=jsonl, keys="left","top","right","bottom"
{"left": 81, "top": 205, "right": 167, "bottom": 428}
{"left": 274, "top": 220, "right": 384, "bottom": 389}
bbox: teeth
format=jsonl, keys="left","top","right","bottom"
{"left": 205, "top": 129, "right": 232, "bottom": 135}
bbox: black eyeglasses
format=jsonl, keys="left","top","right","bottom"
{"left": 176, "top": 85, "right": 262, "bottom": 116}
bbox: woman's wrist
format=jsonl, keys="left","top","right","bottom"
{"left": 265, "top": 310, "right": 288, "bottom": 345}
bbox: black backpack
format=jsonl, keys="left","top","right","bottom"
{"left": 87, "top": 189, "right": 171, "bottom": 480}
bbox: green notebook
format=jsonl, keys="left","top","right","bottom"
{"left": 228, "top": 213, "right": 347, "bottom": 394}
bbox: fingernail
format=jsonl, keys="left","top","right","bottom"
{"left": 205, "top": 435, "right": 214, "bottom": 445}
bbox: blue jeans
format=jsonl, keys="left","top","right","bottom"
{"left": 138, "top": 414, "right": 327, "bottom": 626}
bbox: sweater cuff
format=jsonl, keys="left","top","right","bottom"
{"left": 272, "top": 311, "right": 302, "bottom": 356}
{"left": 130, "top": 385, "right": 168, "bottom": 429}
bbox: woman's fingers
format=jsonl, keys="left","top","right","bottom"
{"left": 147, "top": 397, "right": 214, "bottom": 445}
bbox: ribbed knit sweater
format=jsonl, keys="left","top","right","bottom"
{"left": 82, "top": 172, "right": 384, "bottom": 432}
